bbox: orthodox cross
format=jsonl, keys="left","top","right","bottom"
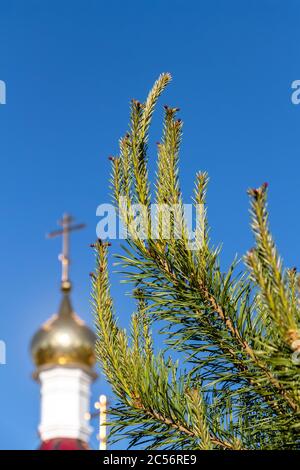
{"left": 47, "top": 214, "right": 85, "bottom": 292}
{"left": 91, "top": 395, "right": 108, "bottom": 450}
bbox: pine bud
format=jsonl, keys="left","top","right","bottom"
{"left": 132, "top": 99, "right": 141, "bottom": 109}
{"left": 246, "top": 247, "right": 255, "bottom": 258}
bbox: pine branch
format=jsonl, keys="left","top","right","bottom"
{"left": 93, "top": 74, "right": 300, "bottom": 449}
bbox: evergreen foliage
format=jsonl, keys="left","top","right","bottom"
{"left": 91, "top": 74, "right": 300, "bottom": 449}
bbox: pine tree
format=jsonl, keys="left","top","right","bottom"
{"left": 91, "top": 73, "right": 300, "bottom": 450}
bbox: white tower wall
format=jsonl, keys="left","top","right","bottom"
{"left": 38, "top": 367, "right": 93, "bottom": 443}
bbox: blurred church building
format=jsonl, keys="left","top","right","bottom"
{"left": 30, "top": 214, "right": 106, "bottom": 450}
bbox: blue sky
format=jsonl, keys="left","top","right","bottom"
{"left": 0, "top": 0, "right": 300, "bottom": 449}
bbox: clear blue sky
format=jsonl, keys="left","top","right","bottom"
{"left": 0, "top": 0, "right": 300, "bottom": 449}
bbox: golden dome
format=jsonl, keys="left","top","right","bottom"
{"left": 31, "top": 293, "right": 96, "bottom": 369}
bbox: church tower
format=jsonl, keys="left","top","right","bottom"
{"left": 30, "top": 214, "right": 97, "bottom": 450}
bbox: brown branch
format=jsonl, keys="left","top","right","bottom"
{"left": 200, "top": 283, "right": 300, "bottom": 413}
{"left": 137, "top": 403, "right": 239, "bottom": 450}
{"left": 141, "top": 249, "right": 299, "bottom": 414}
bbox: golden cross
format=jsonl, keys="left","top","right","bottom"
{"left": 93, "top": 395, "right": 108, "bottom": 450}
{"left": 47, "top": 214, "right": 85, "bottom": 292}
